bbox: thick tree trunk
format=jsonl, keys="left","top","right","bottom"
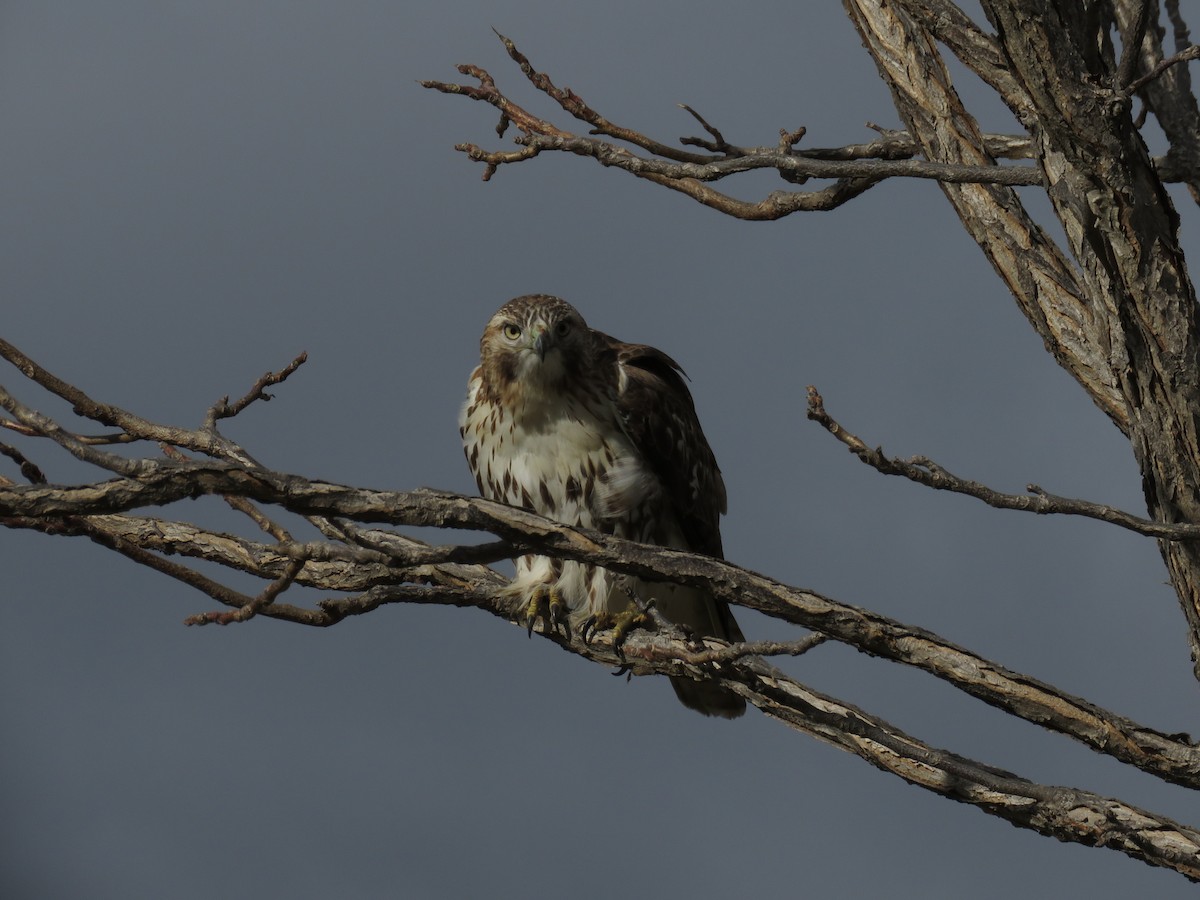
{"left": 849, "top": 0, "right": 1200, "bottom": 675}
{"left": 981, "top": 0, "right": 1200, "bottom": 675}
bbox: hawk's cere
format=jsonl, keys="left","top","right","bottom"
{"left": 461, "top": 295, "right": 745, "bottom": 718}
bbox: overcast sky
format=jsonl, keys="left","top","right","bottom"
{"left": 3, "top": 3, "right": 1199, "bottom": 898}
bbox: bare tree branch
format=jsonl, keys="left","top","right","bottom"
{"left": 0, "top": 336, "right": 237, "bottom": 462}
{"left": 1124, "top": 43, "right": 1200, "bottom": 95}
{"left": 1114, "top": 0, "right": 1200, "bottom": 202}
{"left": 422, "top": 28, "right": 1195, "bottom": 200}
{"left": 8, "top": 483, "right": 1200, "bottom": 878}
{"left": 4, "top": 378, "right": 1200, "bottom": 793}
{"left": 419, "top": 30, "right": 1077, "bottom": 226}
{"left": 737, "top": 660, "right": 1200, "bottom": 882}
{"left": 206, "top": 351, "right": 308, "bottom": 425}
{"left": 1117, "top": 0, "right": 1154, "bottom": 89}
{"left": 476, "top": 131, "right": 1049, "bottom": 187}
{"left": 806, "top": 386, "right": 1200, "bottom": 541}
{"left": 183, "top": 556, "right": 307, "bottom": 625}
{"left": 892, "top": 0, "right": 1032, "bottom": 116}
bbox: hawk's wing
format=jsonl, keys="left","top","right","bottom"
{"left": 606, "top": 334, "right": 746, "bottom": 685}
{"left": 603, "top": 335, "right": 727, "bottom": 560}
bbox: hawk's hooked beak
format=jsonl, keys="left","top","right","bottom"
{"left": 532, "top": 324, "right": 550, "bottom": 361}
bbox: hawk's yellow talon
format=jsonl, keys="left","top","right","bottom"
{"left": 521, "top": 585, "right": 571, "bottom": 639}
{"left": 580, "top": 608, "right": 653, "bottom": 658}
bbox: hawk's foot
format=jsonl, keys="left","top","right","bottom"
{"left": 521, "top": 584, "right": 571, "bottom": 639}
{"left": 580, "top": 607, "right": 654, "bottom": 658}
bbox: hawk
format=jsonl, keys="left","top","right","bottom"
{"left": 461, "top": 294, "right": 745, "bottom": 718}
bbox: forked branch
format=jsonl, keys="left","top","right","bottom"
{"left": 421, "top": 30, "right": 1193, "bottom": 221}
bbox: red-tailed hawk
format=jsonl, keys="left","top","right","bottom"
{"left": 461, "top": 294, "right": 745, "bottom": 718}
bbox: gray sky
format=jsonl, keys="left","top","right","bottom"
{"left": 2, "top": 3, "right": 1198, "bottom": 898}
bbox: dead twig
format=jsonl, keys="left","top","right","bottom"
{"left": 1125, "top": 44, "right": 1200, "bottom": 96}
{"left": 806, "top": 386, "right": 1200, "bottom": 541}
{"left": 207, "top": 351, "right": 308, "bottom": 424}
{"left": 184, "top": 556, "right": 307, "bottom": 625}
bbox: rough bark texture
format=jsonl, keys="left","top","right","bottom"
{"left": 846, "top": 1, "right": 1127, "bottom": 428}
{"left": 979, "top": 1, "right": 1200, "bottom": 674}
{"left": 841, "top": 0, "right": 1200, "bottom": 674}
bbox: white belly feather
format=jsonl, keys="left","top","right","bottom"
{"left": 460, "top": 375, "right": 657, "bottom": 619}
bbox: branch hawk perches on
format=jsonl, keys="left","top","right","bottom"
{"left": 461, "top": 295, "right": 745, "bottom": 718}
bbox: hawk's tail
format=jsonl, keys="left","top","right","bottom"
{"left": 652, "top": 582, "right": 747, "bottom": 719}
{"left": 670, "top": 677, "right": 746, "bottom": 718}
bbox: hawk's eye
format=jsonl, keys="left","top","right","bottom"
{"left": 502, "top": 323, "right": 522, "bottom": 341}
{"left": 554, "top": 320, "right": 571, "bottom": 338}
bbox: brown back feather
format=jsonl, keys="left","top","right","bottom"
{"left": 601, "top": 334, "right": 727, "bottom": 560}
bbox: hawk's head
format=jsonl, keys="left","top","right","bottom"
{"left": 478, "top": 295, "right": 600, "bottom": 403}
